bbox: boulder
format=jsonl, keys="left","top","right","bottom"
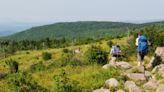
{"left": 116, "top": 89, "right": 125, "bottom": 92}
{"left": 147, "top": 56, "right": 155, "bottom": 68}
{"left": 125, "top": 69, "right": 132, "bottom": 73}
{"left": 111, "top": 57, "right": 117, "bottom": 64}
{"left": 124, "top": 81, "right": 142, "bottom": 92}
{"left": 144, "top": 71, "right": 152, "bottom": 78}
{"left": 102, "top": 64, "right": 115, "bottom": 69}
{"left": 152, "top": 64, "right": 164, "bottom": 77}
{"left": 147, "top": 47, "right": 164, "bottom": 68}
{"left": 155, "top": 47, "right": 164, "bottom": 62}
{"left": 93, "top": 88, "right": 110, "bottom": 92}
{"left": 125, "top": 81, "right": 136, "bottom": 87}
{"left": 105, "top": 78, "right": 119, "bottom": 88}
{"left": 156, "top": 84, "right": 164, "bottom": 92}
{"left": 143, "top": 78, "right": 158, "bottom": 90}
{"left": 116, "top": 61, "right": 132, "bottom": 70}
{"left": 137, "top": 66, "right": 145, "bottom": 73}
{"left": 126, "top": 73, "right": 146, "bottom": 81}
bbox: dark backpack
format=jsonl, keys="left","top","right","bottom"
{"left": 138, "top": 35, "right": 149, "bottom": 54}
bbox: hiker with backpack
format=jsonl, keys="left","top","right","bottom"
{"left": 136, "top": 32, "right": 149, "bottom": 66}
{"left": 110, "top": 43, "right": 122, "bottom": 64}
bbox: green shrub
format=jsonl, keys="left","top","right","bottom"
{"left": 53, "top": 69, "right": 80, "bottom": 92}
{"left": 59, "top": 52, "right": 73, "bottom": 67}
{"left": 59, "top": 51, "right": 82, "bottom": 67}
{"left": 29, "top": 62, "right": 46, "bottom": 72}
{"left": 26, "top": 52, "right": 30, "bottom": 54}
{"left": 7, "top": 72, "right": 49, "bottom": 92}
{"left": 62, "top": 48, "right": 72, "bottom": 53}
{"left": 84, "top": 46, "right": 108, "bottom": 64}
{"left": 107, "top": 40, "right": 113, "bottom": 47}
{"left": 69, "top": 58, "right": 82, "bottom": 67}
{"left": 117, "top": 75, "right": 128, "bottom": 82}
{"left": 5, "top": 59, "right": 19, "bottom": 73}
{"left": 72, "top": 67, "right": 121, "bottom": 91}
{"left": 155, "top": 73, "right": 164, "bottom": 80}
{"left": 152, "top": 54, "right": 163, "bottom": 68}
{"left": 42, "top": 52, "right": 52, "bottom": 61}
{"left": 124, "top": 25, "right": 164, "bottom": 60}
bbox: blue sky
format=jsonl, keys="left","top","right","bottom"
{"left": 0, "top": 0, "right": 164, "bottom": 23}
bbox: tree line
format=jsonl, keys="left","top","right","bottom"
{"left": 0, "top": 36, "right": 116, "bottom": 58}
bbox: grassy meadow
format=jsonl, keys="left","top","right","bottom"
{"left": 0, "top": 37, "right": 155, "bottom": 92}
{"left": 0, "top": 38, "right": 129, "bottom": 91}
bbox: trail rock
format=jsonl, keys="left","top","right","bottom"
{"left": 145, "top": 71, "right": 152, "bottom": 78}
{"left": 152, "top": 64, "right": 164, "bottom": 77}
{"left": 116, "top": 61, "right": 132, "bottom": 69}
{"left": 125, "top": 68, "right": 133, "bottom": 73}
{"left": 125, "top": 81, "right": 136, "bottom": 87}
{"left": 155, "top": 47, "right": 164, "bottom": 62}
{"left": 147, "top": 56, "right": 155, "bottom": 68}
{"left": 110, "top": 58, "right": 117, "bottom": 65}
{"left": 126, "top": 73, "right": 146, "bottom": 81}
{"left": 137, "top": 66, "right": 145, "bottom": 73}
{"left": 105, "top": 78, "right": 119, "bottom": 88}
{"left": 147, "top": 47, "right": 164, "bottom": 68}
{"left": 156, "top": 84, "right": 164, "bottom": 92}
{"left": 93, "top": 88, "right": 110, "bottom": 92}
{"left": 116, "top": 89, "right": 125, "bottom": 92}
{"left": 102, "top": 64, "right": 115, "bottom": 69}
{"left": 143, "top": 78, "right": 158, "bottom": 90}
{"left": 124, "top": 81, "right": 142, "bottom": 92}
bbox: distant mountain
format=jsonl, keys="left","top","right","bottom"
{"left": 124, "top": 19, "right": 164, "bottom": 24}
{"left": 4, "top": 21, "right": 164, "bottom": 41}
{"left": 0, "top": 25, "right": 30, "bottom": 37}
{"left": 0, "top": 31, "right": 17, "bottom": 37}
{"left": 0, "top": 21, "right": 53, "bottom": 36}
{"left": 0, "top": 22, "right": 34, "bottom": 37}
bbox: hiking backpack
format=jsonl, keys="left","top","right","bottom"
{"left": 138, "top": 35, "right": 149, "bottom": 54}
{"left": 111, "top": 45, "right": 120, "bottom": 55}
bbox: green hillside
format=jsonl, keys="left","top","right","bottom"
{"left": 4, "top": 21, "right": 164, "bottom": 41}
{"left": 0, "top": 23, "right": 164, "bottom": 92}
{"left": 3, "top": 21, "right": 136, "bottom": 40}
{"left": 1, "top": 37, "right": 163, "bottom": 92}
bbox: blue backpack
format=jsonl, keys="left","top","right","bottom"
{"left": 138, "top": 35, "right": 149, "bottom": 54}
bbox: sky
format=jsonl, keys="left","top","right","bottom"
{"left": 0, "top": 0, "right": 164, "bottom": 23}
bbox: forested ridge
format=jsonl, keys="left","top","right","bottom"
{"left": 3, "top": 21, "right": 164, "bottom": 41}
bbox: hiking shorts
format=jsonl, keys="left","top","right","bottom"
{"left": 137, "top": 52, "right": 146, "bottom": 62}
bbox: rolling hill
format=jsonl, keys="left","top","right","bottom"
{"left": 4, "top": 21, "right": 164, "bottom": 41}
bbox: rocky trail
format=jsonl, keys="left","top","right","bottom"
{"left": 93, "top": 47, "right": 164, "bottom": 92}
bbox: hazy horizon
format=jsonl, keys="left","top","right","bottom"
{"left": 0, "top": 0, "right": 164, "bottom": 23}
{"left": 0, "top": 0, "right": 164, "bottom": 35}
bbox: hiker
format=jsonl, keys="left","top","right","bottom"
{"left": 136, "top": 32, "right": 149, "bottom": 66}
{"left": 110, "top": 44, "right": 122, "bottom": 64}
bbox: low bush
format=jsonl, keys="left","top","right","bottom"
{"left": 62, "top": 48, "right": 72, "bottom": 53}
{"left": 26, "top": 52, "right": 30, "bottom": 54}
{"left": 53, "top": 69, "right": 80, "bottom": 92}
{"left": 107, "top": 40, "right": 113, "bottom": 48}
{"left": 5, "top": 59, "right": 19, "bottom": 73}
{"left": 29, "top": 62, "right": 46, "bottom": 72}
{"left": 42, "top": 52, "right": 52, "bottom": 61}
{"left": 84, "top": 46, "right": 108, "bottom": 64}
{"left": 72, "top": 67, "right": 121, "bottom": 91}
{"left": 7, "top": 72, "right": 49, "bottom": 92}
{"left": 69, "top": 58, "right": 82, "bottom": 67}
